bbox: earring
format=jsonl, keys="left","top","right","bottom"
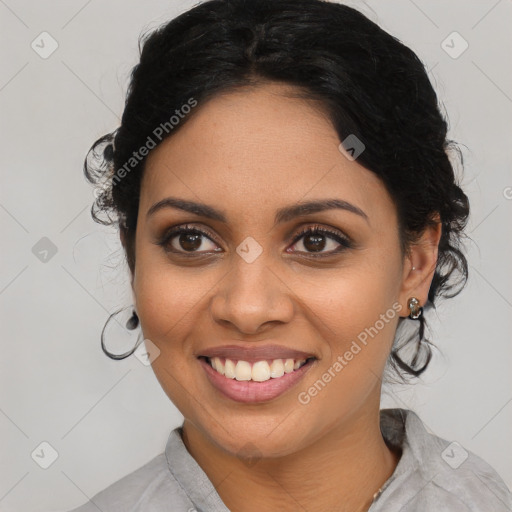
{"left": 101, "top": 306, "right": 144, "bottom": 360}
{"left": 126, "top": 309, "right": 139, "bottom": 330}
{"left": 407, "top": 297, "right": 423, "bottom": 320}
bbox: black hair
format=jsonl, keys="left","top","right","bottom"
{"left": 84, "top": 0, "right": 470, "bottom": 380}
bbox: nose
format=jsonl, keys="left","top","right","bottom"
{"left": 209, "top": 250, "right": 295, "bottom": 335}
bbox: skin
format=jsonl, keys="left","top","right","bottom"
{"left": 125, "top": 82, "right": 442, "bottom": 512}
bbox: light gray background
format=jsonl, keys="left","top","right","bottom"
{"left": 1, "top": 0, "right": 511, "bottom": 510}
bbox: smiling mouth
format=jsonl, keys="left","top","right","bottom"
{"left": 198, "top": 356, "right": 316, "bottom": 382}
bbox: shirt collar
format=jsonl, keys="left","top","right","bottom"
{"left": 371, "top": 407, "right": 449, "bottom": 509}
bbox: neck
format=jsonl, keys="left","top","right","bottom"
{"left": 181, "top": 398, "right": 400, "bottom": 512}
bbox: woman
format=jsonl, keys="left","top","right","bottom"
{"left": 70, "top": 0, "right": 511, "bottom": 510}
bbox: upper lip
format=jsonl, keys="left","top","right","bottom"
{"left": 198, "top": 344, "right": 317, "bottom": 362}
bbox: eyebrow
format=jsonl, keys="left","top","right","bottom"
{"left": 146, "top": 196, "right": 369, "bottom": 225}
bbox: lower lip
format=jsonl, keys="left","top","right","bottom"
{"left": 199, "top": 357, "right": 315, "bottom": 404}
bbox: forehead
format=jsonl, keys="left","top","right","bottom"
{"left": 140, "top": 83, "right": 392, "bottom": 224}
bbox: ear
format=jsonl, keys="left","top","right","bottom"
{"left": 398, "top": 214, "right": 442, "bottom": 318}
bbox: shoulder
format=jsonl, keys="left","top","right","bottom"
{"left": 66, "top": 451, "right": 194, "bottom": 512}
{"left": 426, "top": 444, "right": 512, "bottom": 512}
{"left": 377, "top": 408, "right": 512, "bottom": 512}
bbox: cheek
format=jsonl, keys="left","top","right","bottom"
{"left": 328, "top": 256, "right": 403, "bottom": 369}
{"left": 291, "top": 253, "right": 403, "bottom": 415}
{"left": 132, "top": 252, "right": 210, "bottom": 416}
{"left": 135, "top": 273, "right": 207, "bottom": 361}
{"left": 335, "top": 265, "right": 401, "bottom": 337}
{"left": 133, "top": 241, "right": 213, "bottom": 343}
{"left": 294, "top": 246, "right": 402, "bottom": 348}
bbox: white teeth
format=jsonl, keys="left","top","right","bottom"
{"left": 284, "top": 358, "right": 294, "bottom": 373}
{"left": 224, "top": 358, "right": 236, "bottom": 379}
{"left": 270, "top": 359, "right": 284, "bottom": 378}
{"left": 252, "top": 361, "right": 271, "bottom": 382}
{"left": 212, "top": 356, "right": 224, "bottom": 375}
{"left": 208, "top": 357, "right": 310, "bottom": 381}
{"left": 235, "top": 360, "right": 252, "bottom": 381}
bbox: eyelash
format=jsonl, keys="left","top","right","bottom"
{"left": 156, "top": 223, "right": 353, "bottom": 258}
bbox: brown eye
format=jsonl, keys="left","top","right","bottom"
{"left": 176, "top": 232, "right": 203, "bottom": 252}
{"left": 300, "top": 232, "right": 329, "bottom": 252}
{"left": 157, "top": 225, "right": 221, "bottom": 254}
{"left": 288, "top": 225, "right": 353, "bottom": 256}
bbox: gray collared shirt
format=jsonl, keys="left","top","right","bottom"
{"left": 68, "top": 408, "right": 512, "bottom": 511}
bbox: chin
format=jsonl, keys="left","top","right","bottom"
{"left": 197, "top": 411, "right": 314, "bottom": 460}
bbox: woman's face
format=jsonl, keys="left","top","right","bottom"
{"left": 131, "top": 83, "right": 427, "bottom": 458}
